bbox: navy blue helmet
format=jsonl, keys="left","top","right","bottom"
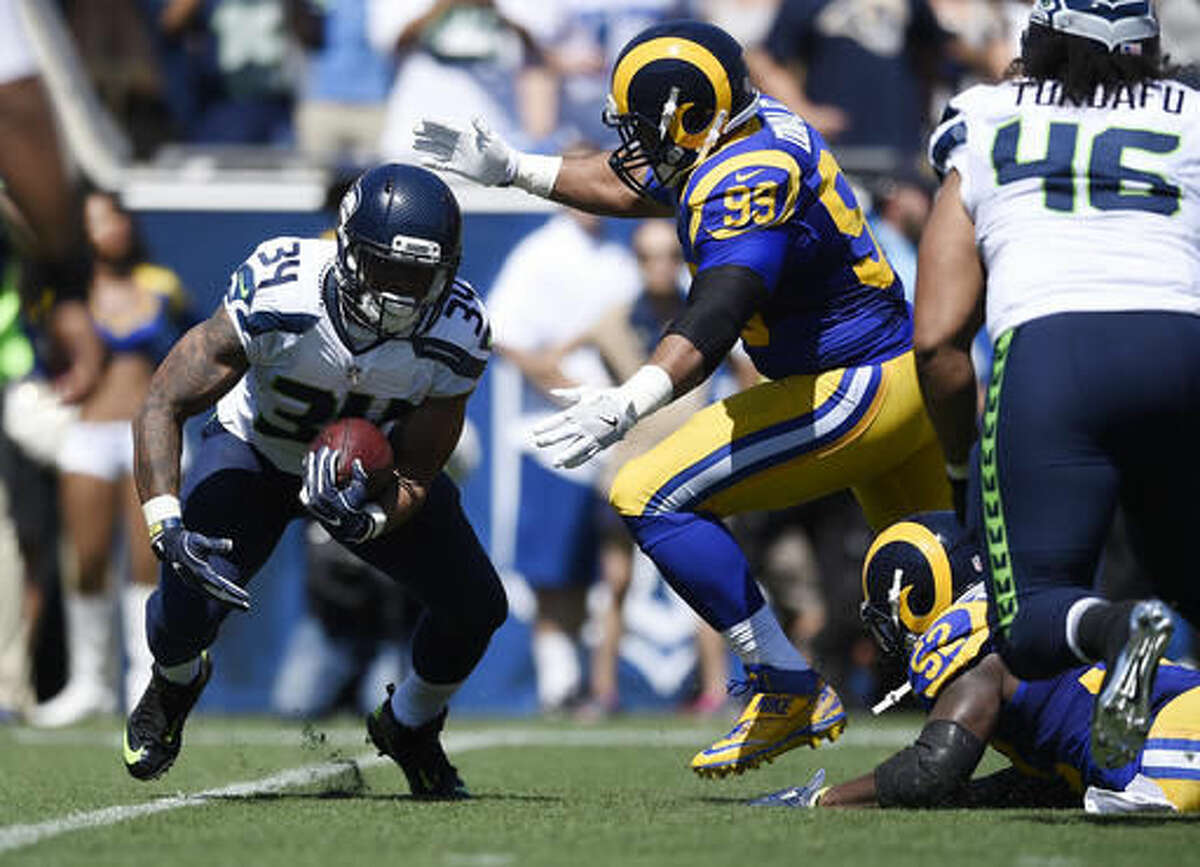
{"left": 603, "top": 20, "right": 760, "bottom": 196}
{"left": 335, "top": 163, "right": 462, "bottom": 338}
{"left": 860, "top": 512, "right": 985, "bottom": 656}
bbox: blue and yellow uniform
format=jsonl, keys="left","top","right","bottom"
{"left": 910, "top": 596, "right": 1200, "bottom": 811}
{"left": 611, "top": 95, "right": 949, "bottom": 530}
{"left": 588, "top": 19, "right": 947, "bottom": 777}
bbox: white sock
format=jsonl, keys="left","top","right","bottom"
{"left": 722, "top": 604, "right": 811, "bottom": 671}
{"left": 122, "top": 584, "right": 156, "bottom": 709}
{"left": 1066, "top": 596, "right": 1105, "bottom": 664}
{"left": 64, "top": 591, "right": 115, "bottom": 690}
{"left": 158, "top": 656, "right": 202, "bottom": 685}
{"left": 389, "top": 670, "right": 461, "bottom": 728}
{"left": 532, "top": 628, "right": 580, "bottom": 709}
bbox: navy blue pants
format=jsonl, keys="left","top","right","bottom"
{"left": 146, "top": 420, "right": 507, "bottom": 684}
{"left": 979, "top": 311, "right": 1200, "bottom": 679}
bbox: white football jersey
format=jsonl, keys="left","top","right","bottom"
{"left": 929, "top": 77, "right": 1200, "bottom": 341}
{"left": 216, "top": 237, "right": 490, "bottom": 473}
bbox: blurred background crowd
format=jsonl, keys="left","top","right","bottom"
{"left": 1, "top": 0, "right": 1198, "bottom": 728}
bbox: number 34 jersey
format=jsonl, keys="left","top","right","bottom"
{"left": 215, "top": 237, "right": 491, "bottom": 474}
{"left": 929, "top": 77, "right": 1200, "bottom": 342}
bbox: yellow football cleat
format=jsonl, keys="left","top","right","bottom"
{"left": 690, "top": 666, "right": 847, "bottom": 779}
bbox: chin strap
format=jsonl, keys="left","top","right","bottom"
{"left": 871, "top": 681, "right": 913, "bottom": 716}
{"left": 693, "top": 108, "right": 728, "bottom": 167}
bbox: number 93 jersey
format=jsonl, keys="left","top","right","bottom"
{"left": 929, "top": 77, "right": 1200, "bottom": 343}
{"left": 645, "top": 96, "right": 912, "bottom": 379}
{"left": 215, "top": 236, "right": 490, "bottom": 474}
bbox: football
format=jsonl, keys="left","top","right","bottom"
{"left": 309, "top": 417, "right": 395, "bottom": 495}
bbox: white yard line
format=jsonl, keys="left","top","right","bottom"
{"left": 10, "top": 723, "right": 915, "bottom": 749}
{"left": 0, "top": 724, "right": 916, "bottom": 855}
{"left": 0, "top": 752, "right": 388, "bottom": 856}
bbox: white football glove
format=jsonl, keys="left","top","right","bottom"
{"left": 412, "top": 116, "right": 517, "bottom": 187}
{"left": 532, "top": 385, "right": 639, "bottom": 469}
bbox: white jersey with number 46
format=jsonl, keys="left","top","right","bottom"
{"left": 929, "top": 76, "right": 1200, "bottom": 342}
{"left": 215, "top": 236, "right": 490, "bottom": 473}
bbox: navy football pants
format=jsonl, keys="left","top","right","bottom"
{"left": 146, "top": 420, "right": 507, "bottom": 684}
{"left": 980, "top": 311, "right": 1200, "bottom": 679}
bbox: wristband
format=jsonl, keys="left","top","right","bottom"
{"left": 945, "top": 461, "right": 969, "bottom": 481}
{"left": 621, "top": 364, "right": 674, "bottom": 420}
{"left": 143, "top": 494, "right": 182, "bottom": 540}
{"left": 811, "top": 786, "right": 831, "bottom": 807}
{"left": 512, "top": 153, "right": 563, "bottom": 198}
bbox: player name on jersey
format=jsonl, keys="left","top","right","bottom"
{"left": 1012, "top": 79, "right": 1188, "bottom": 114}
{"left": 929, "top": 76, "right": 1200, "bottom": 343}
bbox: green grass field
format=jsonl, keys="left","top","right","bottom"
{"left": 1, "top": 712, "right": 1195, "bottom": 867}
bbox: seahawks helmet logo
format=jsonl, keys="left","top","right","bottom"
{"left": 1029, "top": 0, "right": 1157, "bottom": 51}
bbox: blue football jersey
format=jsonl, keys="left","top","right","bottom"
{"left": 908, "top": 597, "right": 1200, "bottom": 794}
{"left": 646, "top": 96, "right": 912, "bottom": 378}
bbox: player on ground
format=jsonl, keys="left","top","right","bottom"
{"left": 914, "top": 0, "right": 1200, "bottom": 770}
{"left": 414, "top": 20, "right": 951, "bottom": 778}
{"left": 751, "top": 513, "right": 1200, "bottom": 813}
{"left": 124, "top": 163, "right": 505, "bottom": 799}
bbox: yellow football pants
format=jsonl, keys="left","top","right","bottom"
{"left": 610, "top": 350, "right": 951, "bottom": 531}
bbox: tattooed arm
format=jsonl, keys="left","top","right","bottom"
{"left": 134, "top": 307, "right": 249, "bottom": 500}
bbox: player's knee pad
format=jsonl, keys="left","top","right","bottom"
{"left": 874, "top": 719, "right": 985, "bottom": 808}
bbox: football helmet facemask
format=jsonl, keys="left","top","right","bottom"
{"left": 336, "top": 163, "right": 462, "bottom": 339}
{"left": 603, "top": 20, "right": 760, "bottom": 196}
{"left": 860, "top": 512, "right": 985, "bottom": 657}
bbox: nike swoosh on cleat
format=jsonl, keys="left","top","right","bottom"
{"left": 698, "top": 739, "right": 771, "bottom": 757}
{"left": 123, "top": 730, "right": 147, "bottom": 766}
{"left": 598, "top": 414, "right": 619, "bottom": 428}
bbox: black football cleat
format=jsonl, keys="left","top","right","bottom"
{"left": 123, "top": 651, "right": 212, "bottom": 781}
{"left": 366, "top": 684, "right": 469, "bottom": 800}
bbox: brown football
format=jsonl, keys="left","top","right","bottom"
{"left": 310, "top": 418, "right": 394, "bottom": 495}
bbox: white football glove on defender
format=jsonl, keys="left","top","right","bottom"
{"left": 412, "top": 116, "right": 562, "bottom": 196}
{"left": 413, "top": 117, "right": 517, "bottom": 186}
{"left": 532, "top": 365, "right": 674, "bottom": 469}
{"left": 533, "top": 385, "right": 639, "bottom": 469}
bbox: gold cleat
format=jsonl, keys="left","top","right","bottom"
{"left": 690, "top": 667, "right": 846, "bottom": 779}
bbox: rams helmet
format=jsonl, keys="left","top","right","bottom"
{"left": 1028, "top": 0, "right": 1158, "bottom": 52}
{"left": 603, "top": 20, "right": 760, "bottom": 196}
{"left": 860, "top": 512, "right": 985, "bottom": 656}
{"left": 335, "top": 163, "right": 462, "bottom": 339}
